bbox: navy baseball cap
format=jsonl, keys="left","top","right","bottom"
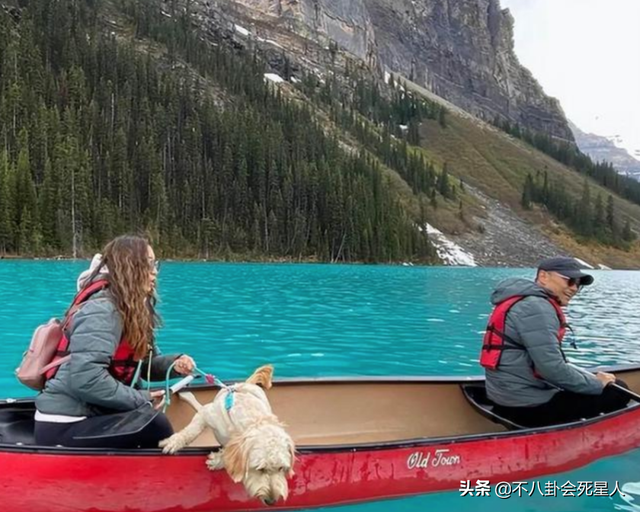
{"left": 537, "top": 256, "right": 594, "bottom": 286}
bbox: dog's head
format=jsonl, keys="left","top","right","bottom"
{"left": 223, "top": 422, "right": 295, "bottom": 506}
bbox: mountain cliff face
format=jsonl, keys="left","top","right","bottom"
{"left": 215, "top": 0, "right": 573, "bottom": 142}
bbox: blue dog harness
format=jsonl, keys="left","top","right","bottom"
{"left": 224, "top": 386, "right": 236, "bottom": 411}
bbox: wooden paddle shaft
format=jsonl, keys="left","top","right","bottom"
{"left": 610, "top": 382, "right": 640, "bottom": 402}
{"left": 569, "top": 363, "right": 640, "bottom": 402}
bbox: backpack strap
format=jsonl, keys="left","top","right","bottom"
{"left": 73, "top": 279, "right": 110, "bottom": 305}
{"left": 61, "top": 279, "right": 110, "bottom": 330}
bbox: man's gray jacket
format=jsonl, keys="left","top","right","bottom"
{"left": 485, "top": 278, "right": 603, "bottom": 407}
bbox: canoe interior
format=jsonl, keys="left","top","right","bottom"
{"left": 2, "top": 367, "right": 639, "bottom": 449}
{"left": 166, "top": 366, "right": 640, "bottom": 448}
{"left": 166, "top": 381, "right": 507, "bottom": 447}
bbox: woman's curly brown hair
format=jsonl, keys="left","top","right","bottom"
{"left": 89, "top": 235, "right": 160, "bottom": 359}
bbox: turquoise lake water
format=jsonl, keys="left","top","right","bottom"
{"left": 1, "top": 261, "right": 639, "bottom": 511}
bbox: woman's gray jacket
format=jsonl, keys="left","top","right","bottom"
{"left": 35, "top": 290, "right": 178, "bottom": 417}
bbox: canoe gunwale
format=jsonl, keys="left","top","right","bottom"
{"left": 2, "top": 366, "right": 640, "bottom": 512}
{"left": 2, "top": 375, "right": 639, "bottom": 455}
{"left": 0, "top": 406, "right": 637, "bottom": 455}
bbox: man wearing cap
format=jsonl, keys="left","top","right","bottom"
{"left": 480, "top": 256, "right": 629, "bottom": 428}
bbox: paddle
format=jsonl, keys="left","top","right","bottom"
{"left": 72, "top": 375, "right": 197, "bottom": 441}
{"left": 611, "top": 383, "right": 640, "bottom": 402}
{"left": 568, "top": 363, "right": 640, "bottom": 403}
{"left": 71, "top": 402, "right": 160, "bottom": 440}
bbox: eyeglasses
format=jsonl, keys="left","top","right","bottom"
{"left": 555, "top": 273, "right": 581, "bottom": 288}
{"left": 148, "top": 259, "right": 160, "bottom": 272}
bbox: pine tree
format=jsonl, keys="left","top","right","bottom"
{"left": 15, "top": 145, "right": 40, "bottom": 253}
{"left": 437, "top": 163, "right": 451, "bottom": 199}
{"left": 0, "top": 0, "right": 442, "bottom": 263}
{"left": 575, "top": 180, "right": 593, "bottom": 236}
{"left": 521, "top": 173, "right": 533, "bottom": 210}
{"left": 407, "top": 119, "right": 420, "bottom": 145}
{"left": 606, "top": 195, "right": 616, "bottom": 233}
{"left": 0, "top": 151, "right": 13, "bottom": 253}
{"left": 622, "top": 219, "right": 635, "bottom": 242}
{"left": 593, "top": 193, "right": 605, "bottom": 238}
{"left": 542, "top": 171, "right": 550, "bottom": 203}
{"left": 438, "top": 106, "right": 447, "bottom": 128}
{"left": 38, "top": 157, "right": 58, "bottom": 250}
{"left": 429, "top": 188, "right": 437, "bottom": 209}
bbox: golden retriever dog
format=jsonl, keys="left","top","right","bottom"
{"left": 159, "top": 365, "right": 295, "bottom": 506}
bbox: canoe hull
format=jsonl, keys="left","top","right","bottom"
{"left": 3, "top": 405, "right": 640, "bottom": 512}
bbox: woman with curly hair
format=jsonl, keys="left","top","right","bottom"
{"left": 34, "top": 235, "right": 196, "bottom": 448}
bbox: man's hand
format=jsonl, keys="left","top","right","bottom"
{"left": 596, "top": 371, "right": 616, "bottom": 387}
{"left": 174, "top": 355, "right": 196, "bottom": 375}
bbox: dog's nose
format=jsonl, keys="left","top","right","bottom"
{"left": 262, "top": 497, "right": 276, "bottom": 506}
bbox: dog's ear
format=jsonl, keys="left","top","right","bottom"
{"left": 287, "top": 439, "right": 296, "bottom": 478}
{"left": 222, "top": 436, "right": 247, "bottom": 483}
{"left": 246, "top": 364, "right": 274, "bottom": 389}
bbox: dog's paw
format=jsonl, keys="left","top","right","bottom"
{"left": 159, "top": 434, "right": 184, "bottom": 454}
{"left": 206, "top": 451, "right": 225, "bottom": 471}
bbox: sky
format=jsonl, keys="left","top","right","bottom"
{"left": 499, "top": 0, "right": 640, "bottom": 159}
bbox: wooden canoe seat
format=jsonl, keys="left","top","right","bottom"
{"left": 461, "top": 384, "right": 525, "bottom": 430}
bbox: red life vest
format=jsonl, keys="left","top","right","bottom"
{"left": 45, "top": 279, "right": 140, "bottom": 385}
{"left": 480, "top": 295, "right": 567, "bottom": 371}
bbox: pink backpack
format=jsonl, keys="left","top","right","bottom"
{"left": 15, "top": 280, "right": 109, "bottom": 390}
{"left": 15, "top": 319, "right": 69, "bottom": 390}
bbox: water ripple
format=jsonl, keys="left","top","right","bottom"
{"left": 3, "top": 263, "right": 640, "bottom": 394}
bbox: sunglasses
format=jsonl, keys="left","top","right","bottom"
{"left": 555, "top": 273, "right": 581, "bottom": 288}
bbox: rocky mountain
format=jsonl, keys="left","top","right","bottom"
{"left": 4, "top": 0, "right": 639, "bottom": 267}
{"left": 107, "top": 0, "right": 640, "bottom": 268}
{"left": 205, "top": 0, "right": 574, "bottom": 142}
{"left": 570, "top": 121, "right": 640, "bottom": 180}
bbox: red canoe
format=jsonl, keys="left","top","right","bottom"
{"left": 1, "top": 365, "right": 639, "bottom": 512}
